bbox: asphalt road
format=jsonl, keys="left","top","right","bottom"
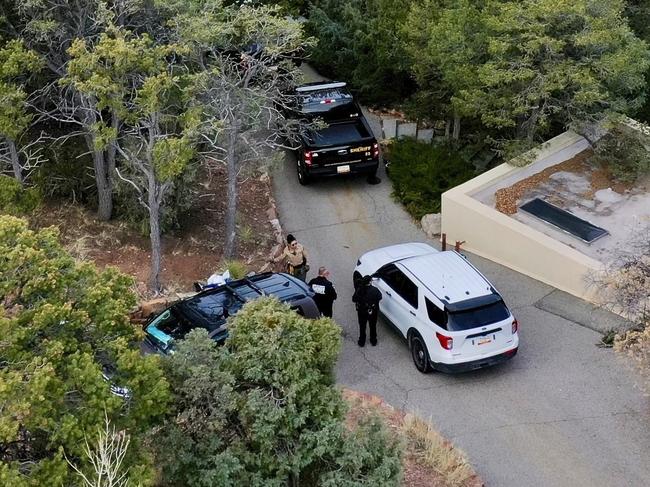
{"left": 272, "top": 152, "right": 650, "bottom": 486}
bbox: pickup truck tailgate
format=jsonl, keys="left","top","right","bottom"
{"left": 311, "top": 142, "right": 374, "bottom": 166}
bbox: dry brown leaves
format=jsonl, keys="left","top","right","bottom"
{"left": 495, "top": 151, "right": 592, "bottom": 215}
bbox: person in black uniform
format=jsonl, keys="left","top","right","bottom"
{"left": 352, "top": 275, "right": 382, "bottom": 347}
{"left": 308, "top": 267, "right": 338, "bottom": 317}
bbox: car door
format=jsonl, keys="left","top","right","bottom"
{"left": 376, "top": 263, "right": 420, "bottom": 337}
{"left": 374, "top": 263, "right": 401, "bottom": 324}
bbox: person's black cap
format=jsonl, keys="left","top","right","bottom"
{"left": 362, "top": 275, "right": 372, "bottom": 285}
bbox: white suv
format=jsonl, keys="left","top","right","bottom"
{"left": 354, "top": 243, "right": 518, "bottom": 373}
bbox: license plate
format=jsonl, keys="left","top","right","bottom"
{"left": 477, "top": 337, "right": 492, "bottom": 346}
{"left": 337, "top": 165, "right": 351, "bottom": 174}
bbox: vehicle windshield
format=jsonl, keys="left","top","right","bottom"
{"left": 179, "top": 292, "right": 244, "bottom": 329}
{"left": 299, "top": 89, "right": 357, "bottom": 120}
{"left": 446, "top": 300, "right": 510, "bottom": 331}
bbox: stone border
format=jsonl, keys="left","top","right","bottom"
{"left": 258, "top": 171, "right": 285, "bottom": 273}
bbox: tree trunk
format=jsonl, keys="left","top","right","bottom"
{"left": 81, "top": 98, "right": 113, "bottom": 221}
{"left": 107, "top": 113, "right": 119, "bottom": 176}
{"left": 444, "top": 120, "right": 451, "bottom": 139}
{"left": 223, "top": 126, "right": 239, "bottom": 260}
{"left": 452, "top": 112, "right": 461, "bottom": 140}
{"left": 91, "top": 147, "right": 113, "bottom": 221}
{"left": 7, "top": 138, "right": 23, "bottom": 184}
{"left": 148, "top": 186, "right": 163, "bottom": 293}
{"left": 525, "top": 108, "right": 539, "bottom": 141}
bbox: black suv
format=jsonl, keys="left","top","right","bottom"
{"left": 293, "top": 82, "right": 379, "bottom": 185}
{"left": 143, "top": 272, "right": 319, "bottom": 354}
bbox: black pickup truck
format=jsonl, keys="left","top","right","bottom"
{"left": 293, "top": 82, "right": 379, "bottom": 185}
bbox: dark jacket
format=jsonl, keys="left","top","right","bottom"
{"left": 352, "top": 283, "right": 382, "bottom": 314}
{"left": 308, "top": 275, "right": 337, "bottom": 316}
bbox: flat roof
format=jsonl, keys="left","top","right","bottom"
{"left": 400, "top": 251, "right": 493, "bottom": 304}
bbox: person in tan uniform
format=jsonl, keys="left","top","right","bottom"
{"left": 273, "top": 234, "right": 309, "bottom": 281}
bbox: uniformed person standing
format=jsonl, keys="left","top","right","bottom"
{"left": 308, "top": 267, "right": 337, "bottom": 317}
{"left": 352, "top": 275, "right": 382, "bottom": 347}
{"left": 273, "top": 234, "right": 309, "bottom": 282}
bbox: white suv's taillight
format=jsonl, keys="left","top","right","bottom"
{"left": 436, "top": 332, "right": 453, "bottom": 350}
{"left": 512, "top": 318, "right": 519, "bottom": 334}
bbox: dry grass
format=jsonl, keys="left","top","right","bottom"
{"left": 223, "top": 260, "right": 248, "bottom": 279}
{"left": 343, "top": 390, "right": 482, "bottom": 487}
{"left": 402, "top": 414, "right": 476, "bottom": 487}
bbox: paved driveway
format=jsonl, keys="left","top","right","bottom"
{"left": 272, "top": 152, "right": 650, "bottom": 486}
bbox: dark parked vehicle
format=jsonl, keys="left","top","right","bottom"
{"left": 143, "top": 272, "right": 319, "bottom": 354}
{"left": 293, "top": 82, "right": 379, "bottom": 185}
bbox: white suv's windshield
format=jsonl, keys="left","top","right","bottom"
{"left": 446, "top": 301, "right": 510, "bottom": 331}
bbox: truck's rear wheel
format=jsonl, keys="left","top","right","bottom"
{"left": 297, "top": 159, "right": 310, "bottom": 185}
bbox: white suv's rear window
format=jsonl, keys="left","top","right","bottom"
{"left": 446, "top": 301, "right": 510, "bottom": 331}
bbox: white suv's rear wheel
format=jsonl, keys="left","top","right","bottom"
{"left": 410, "top": 332, "right": 432, "bottom": 373}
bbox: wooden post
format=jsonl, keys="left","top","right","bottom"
{"left": 441, "top": 233, "right": 447, "bottom": 251}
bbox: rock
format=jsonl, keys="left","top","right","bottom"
{"left": 420, "top": 213, "right": 441, "bottom": 237}
{"left": 270, "top": 243, "right": 282, "bottom": 258}
{"left": 140, "top": 297, "right": 170, "bottom": 317}
{"left": 416, "top": 128, "right": 434, "bottom": 142}
{"left": 397, "top": 121, "right": 417, "bottom": 138}
{"left": 382, "top": 118, "right": 398, "bottom": 139}
{"left": 266, "top": 206, "right": 277, "bottom": 221}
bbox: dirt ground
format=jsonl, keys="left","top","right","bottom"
{"left": 30, "top": 166, "right": 277, "bottom": 298}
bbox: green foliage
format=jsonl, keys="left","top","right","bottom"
{"left": 590, "top": 125, "right": 650, "bottom": 182}
{"left": 388, "top": 138, "right": 476, "bottom": 219}
{"left": 33, "top": 139, "right": 96, "bottom": 202}
{"left": 0, "top": 216, "right": 170, "bottom": 485}
{"left": 153, "top": 137, "right": 195, "bottom": 182}
{"left": 0, "top": 39, "right": 42, "bottom": 140}
{"left": 224, "top": 259, "right": 247, "bottom": 279}
{"left": 404, "top": 0, "right": 485, "bottom": 124}
{"left": 308, "top": 0, "right": 414, "bottom": 106}
{"left": 0, "top": 174, "right": 41, "bottom": 214}
{"left": 468, "top": 0, "right": 649, "bottom": 141}
{"left": 626, "top": 1, "right": 650, "bottom": 123}
{"left": 156, "top": 298, "right": 402, "bottom": 486}
{"left": 65, "top": 31, "right": 169, "bottom": 119}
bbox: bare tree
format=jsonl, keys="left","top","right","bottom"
{"left": 67, "top": 413, "right": 132, "bottom": 487}
{"left": 0, "top": 134, "right": 47, "bottom": 183}
{"left": 110, "top": 48, "right": 195, "bottom": 293}
{"left": 173, "top": 3, "right": 308, "bottom": 259}
{"left": 590, "top": 224, "right": 650, "bottom": 392}
{"left": 2, "top": 0, "right": 154, "bottom": 218}
{"left": 0, "top": 39, "right": 44, "bottom": 184}
{"left": 590, "top": 224, "right": 650, "bottom": 322}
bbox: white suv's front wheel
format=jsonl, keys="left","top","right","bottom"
{"left": 410, "top": 332, "right": 432, "bottom": 373}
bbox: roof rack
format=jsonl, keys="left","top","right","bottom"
{"left": 224, "top": 284, "right": 247, "bottom": 303}
{"left": 243, "top": 277, "right": 266, "bottom": 296}
{"left": 296, "top": 82, "right": 347, "bottom": 92}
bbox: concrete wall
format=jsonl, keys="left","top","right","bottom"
{"left": 441, "top": 131, "right": 603, "bottom": 303}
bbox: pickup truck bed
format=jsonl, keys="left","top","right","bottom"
{"left": 308, "top": 120, "right": 372, "bottom": 146}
